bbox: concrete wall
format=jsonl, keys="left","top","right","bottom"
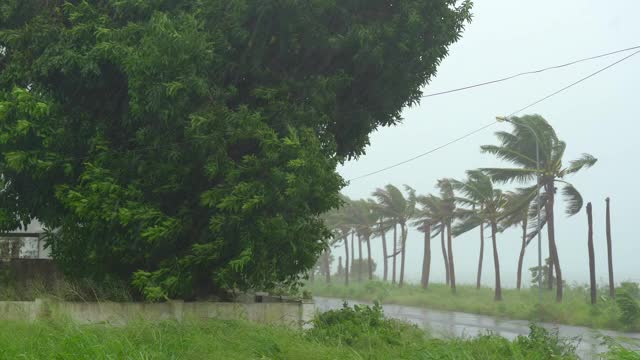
{"left": 0, "top": 299, "right": 315, "bottom": 328}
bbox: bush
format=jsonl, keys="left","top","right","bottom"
{"left": 514, "top": 324, "right": 578, "bottom": 359}
{"left": 307, "top": 302, "right": 424, "bottom": 347}
{"left": 617, "top": 291, "right": 640, "bottom": 328}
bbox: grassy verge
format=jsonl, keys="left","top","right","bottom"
{"left": 1, "top": 303, "right": 631, "bottom": 359}
{"left": 307, "top": 280, "right": 640, "bottom": 332}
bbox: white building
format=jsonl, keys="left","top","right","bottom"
{"left": 0, "top": 220, "right": 50, "bottom": 259}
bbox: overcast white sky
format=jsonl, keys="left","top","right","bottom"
{"left": 335, "top": 1, "right": 640, "bottom": 287}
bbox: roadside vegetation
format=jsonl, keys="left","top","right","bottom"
{"left": 308, "top": 281, "right": 640, "bottom": 332}
{"left": 2, "top": 302, "right": 633, "bottom": 360}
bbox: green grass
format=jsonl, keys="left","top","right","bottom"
{"left": 307, "top": 280, "right": 640, "bottom": 332}
{"left": 0, "top": 315, "right": 601, "bottom": 359}
{"left": 0, "top": 301, "right": 636, "bottom": 359}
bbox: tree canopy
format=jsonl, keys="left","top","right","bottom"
{"left": 0, "top": 0, "right": 471, "bottom": 299}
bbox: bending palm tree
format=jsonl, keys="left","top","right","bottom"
{"left": 412, "top": 194, "right": 442, "bottom": 289}
{"left": 371, "top": 204, "right": 393, "bottom": 282}
{"left": 347, "top": 199, "right": 379, "bottom": 281}
{"left": 481, "top": 114, "right": 597, "bottom": 302}
{"left": 452, "top": 170, "right": 508, "bottom": 300}
{"left": 499, "top": 190, "right": 531, "bottom": 291}
{"left": 372, "top": 184, "right": 416, "bottom": 287}
{"left": 324, "top": 196, "right": 355, "bottom": 286}
{"left": 437, "top": 179, "right": 457, "bottom": 293}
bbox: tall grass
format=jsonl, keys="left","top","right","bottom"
{"left": 0, "top": 312, "right": 607, "bottom": 359}
{"left": 307, "top": 280, "right": 640, "bottom": 332}
{"left": 0, "top": 302, "right": 636, "bottom": 359}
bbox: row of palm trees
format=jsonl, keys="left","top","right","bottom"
{"left": 321, "top": 115, "right": 598, "bottom": 302}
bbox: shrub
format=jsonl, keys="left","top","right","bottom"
{"left": 307, "top": 302, "right": 424, "bottom": 347}
{"left": 617, "top": 291, "right": 640, "bottom": 328}
{"left": 514, "top": 324, "right": 578, "bottom": 359}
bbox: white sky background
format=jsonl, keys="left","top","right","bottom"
{"left": 334, "top": 1, "right": 640, "bottom": 287}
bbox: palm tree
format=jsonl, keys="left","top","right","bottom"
{"left": 412, "top": 194, "right": 441, "bottom": 289}
{"left": 324, "top": 197, "right": 353, "bottom": 286}
{"left": 499, "top": 190, "right": 531, "bottom": 291}
{"left": 371, "top": 204, "right": 393, "bottom": 282}
{"left": 347, "top": 199, "right": 379, "bottom": 281}
{"left": 372, "top": 184, "right": 416, "bottom": 287}
{"left": 452, "top": 170, "right": 508, "bottom": 301}
{"left": 436, "top": 179, "right": 457, "bottom": 293}
{"left": 416, "top": 194, "right": 450, "bottom": 285}
{"left": 481, "top": 114, "right": 597, "bottom": 302}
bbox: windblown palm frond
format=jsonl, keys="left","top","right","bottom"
{"left": 481, "top": 167, "right": 537, "bottom": 184}
{"left": 560, "top": 182, "right": 583, "bottom": 216}
{"left": 562, "top": 153, "right": 598, "bottom": 176}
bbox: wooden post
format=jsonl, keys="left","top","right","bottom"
{"left": 587, "top": 203, "right": 596, "bottom": 305}
{"left": 606, "top": 198, "right": 615, "bottom": 298}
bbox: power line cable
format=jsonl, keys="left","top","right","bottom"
{"left": 346, "top": 49, "right": 640, "bottom": 183}
{"left": 422, "top": 45, "right": 640, "bottom": 98}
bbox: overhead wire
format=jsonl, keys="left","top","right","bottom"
{"left": 345, "top": 49, "right": 640, "bottom": 183}
{"left": 421, "top": 44, "right": 640, "bottom": 98}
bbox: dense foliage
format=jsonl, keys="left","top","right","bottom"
{"left": 0, "top": 1, "right": 471, "bottom": 298}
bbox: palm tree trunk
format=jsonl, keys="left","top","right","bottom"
{"left": 548, "top": 244, "right": 554, "bottom": 289}
{"left": 399, "top": 223, "right": 408, "bottom": 287}
{"left": 351, "top": 232, "right": 355, "bottom": 280}
{"left": 381, "top": 220, "right": 388, "bottom": 282}
{"left": 357, "top": 234, "right": 363, "bottom": 282}
{"left": 587, "top": 202, "right": 596, "bottom": 305}
{"left": 421, "top": 222, "right": 431, "bottom": 289}
{"left": 516, "top": 217, "right": 527, "bottom": 290}
{"left": 440, "top": 223, "right": 449, "bottom": 285}
{"left": 477, "top": 222, "right": 484, "bottom": 289}
{"left": 366, "top": 234, "right": 373, "bottom": 281}
{"left": 606, "top": 197, "right": 614, "bottom": 298}
{"left": 324, "top": 251, "right": 331, "bottom": 284}
{"left": 491, "top": 221, "right": 502, "bottom": 301}
{"left": 344, "top": 235, "right": 350, "bottom": 286}
{"left": 446, "top": 221, "right": 456, "bottom": 293}
{"left": 392, "top": 223, "right": 397, "bottom": 284}
{"left": 546, "top": 188, "right": 563, "bottom": 302}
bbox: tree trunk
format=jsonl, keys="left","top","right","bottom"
{"left": 381, "top": 220, "right": 388, "bottom": 282}
{"left": 324, "top": 251, "right": 331, "bottom": 284}
{"left": 310, "top": 267, "right": 315, "bottom": 282}
{"left": 392, "top": 224, "right": 397, "bottom": 284}
{"left": 491, "top": 221, "right": 502, "bottom": 301}
{"left": 399, "top": 223, "right": 408, "bottom": 287}
{"left": 516, "top": 217, "right": 527, "bottom": 290}
{"left": 587, "top": 202, "right": 596, "bottom": 305}
{"left": 357, "top": 234, "right": 363, "bottom": 282}
{"left": 446, "top": 221, "right": 456, "bottom": 293}
{"left": 546, "top": 187, "right": 563, "bottom": 302}
{"left": 548, "top": 255, "right": 554, "bottom": 290}
{"left": 477, "top": 222, "right": 484, "bottom": 289}
{"left": 344, "top": 235, "right": 350, "bottom": 286}
{"left": 606, "top": 197, "right": 615, "bottom": 298}
{"left": 351, "top": 231, "right": 355, "bottom": 281}
{"left": 366, "top": 234, "right": 373, "bottom": 281}
{"left": 441, "top": 223, "right": 450, "bottom": 285}
{"left": 421, "top": 222, "right": 431, "bottom": 289}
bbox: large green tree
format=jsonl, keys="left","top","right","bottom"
{"left": 481, "top": 115, "right": 597, "bottom": 302}
{"left": 0, "top": 0, "right": 471, "bottom": 299}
